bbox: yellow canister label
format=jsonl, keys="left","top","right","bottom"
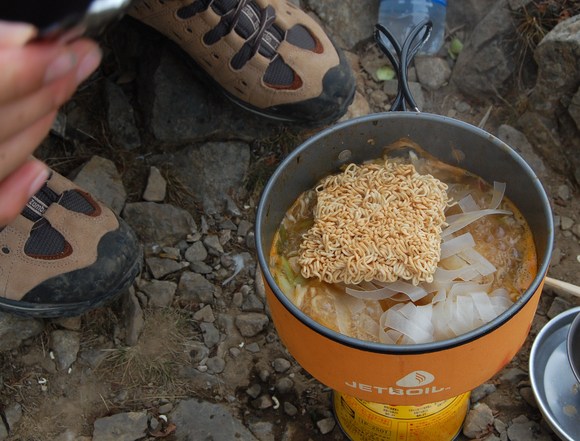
{"left": 334, "top": 390, "right": 470, "bottom": 441}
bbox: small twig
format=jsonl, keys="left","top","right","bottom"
{"left": 99, "top": 393, "right": 110, "bottom": 412}
{"left": 478, "top": 105, "right": 493, "bottom": 129}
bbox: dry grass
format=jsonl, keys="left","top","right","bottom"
{"left": 244, "top": 127, "right": 306, "bottom": 202}
{"left": 511, "top": 0, "right": 580, "bottom": 92}
{"left": 162, "top": 168, "right": 202, "bottom": 215}
{"left": 514, "top": 0, "right": 579, "bottom": 51}
{"left": 96, "top": 307, "right": 200, "bottom": 407}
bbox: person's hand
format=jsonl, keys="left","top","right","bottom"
{"left": 0, "top": 21, "right": 102, "bottom": 226}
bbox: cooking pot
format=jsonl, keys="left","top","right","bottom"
{"left": 255, "top": 23, "right": 554, "bottom": 406}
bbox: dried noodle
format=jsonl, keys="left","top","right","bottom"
{"left": 298, "top": 161, "right": 450, "bottom": 285}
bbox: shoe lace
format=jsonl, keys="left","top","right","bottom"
{"left": 178, "top": 0, "right": 281, "bottom": 69}
{"left": 21, "top": 175, "right": 98, "bottom": 224}
{"left": 21, "top": 178, "right": 59, "bottom": 223}
{"left": 230, "top": 0, "right": 276, "bottom": 61}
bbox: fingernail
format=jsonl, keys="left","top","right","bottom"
{"left": 45, "top": 51, "right": 78, "bottom": 84}
{"left": 27, "top": 167, "right": 50, "bottom": 199}
{"left": 76, "top": 46, "right": 102, "bottom": 83}
{"left": 0, "top": 21, "right": 37, "bottom": 46}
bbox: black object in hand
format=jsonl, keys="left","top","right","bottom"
{"left": 0, "top": 0, "right": 132, "bottom": 40}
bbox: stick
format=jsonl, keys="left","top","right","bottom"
{"left": 544, "top": 277, "right": 580, "bottom": 299}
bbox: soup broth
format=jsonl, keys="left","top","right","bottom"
{"left": 269, "top": 141, "right": 537, "bottom": 344}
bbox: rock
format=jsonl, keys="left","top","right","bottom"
{"left": 496, "top": 125, "right": 548, "bottom": 179}
{"left": 152, "top": 142, "right": 251, "bottom": 215}
{"left": 452, "top": 0, "right": 517, "bottom": 98}
{"left": 519, "top": 386, "right": 538, "bottom": 408}
{"left": 528, "top": 15, "right": 580, "bottom": 118}
{"left": 557, "top": 185, "right": 571, "bottom": 202}
{"left": 304, "top": 0, "right": 376, "bottom": 49}
{"left": 414, "top": 56, "right": 451, "bottom": 90}
{"left": 246, "top": 342, "right": 261, "bottom": 353}
{"left": 470, "top": 383, "right": 496, "bottom": 403}
{"left": 463, "top": 402, "right": 494, "bottom": 438}
{"left": 447, "top": 0, "right": 499, "bottom": 31}
{"left": 569, "top": 86, "right": 580, "bottom": 131}
{"left": 73, "top": 156, "right": 127, "bottom": 216}
{"left": 163, "top": 245, "right": 183, "bottom": 260}
{"left": 142, "top": 166, "right": 166, "bottom": 202}
{"left": 237, "top": 220, "right": 253, "bottom": 238}
{"left": 246, "top": 384, "right": 262, "bottom": 399}
{"left": 184, "top": 241, "right": 208, "bottom": 262}
{"left": 169, "top": 399, "right": 258, "bottom": 440}
{"left": 550, "top": 247, "right": 563, "bottom": 266}
{"left": 341, "top": 91, "right": 372, "bottom": 120}
{"left": 273, "top": 358, "right": 292, "bottom": 373}
{"left": 506, "top": 415, "right": 553, "bottom": 441}
{"left": 146, "top": 257, "right": 185, "bottom": 279}
{"left": 204, "top": 234, "right": 224, "bottom": 255}
{"left": 520, "top": 15, "right": 580, "bottom": 180}
{"left": 246, "top": 231, "right": 256, "bottom": 249}
{"left": 139, "top": 280, "right": 177, "bottom": 308}
{"left": 206, "top": 356, "right": 226, "bottom": 374}
{"left": 235, "top": 313, "right": 270, "bottom": 337}
{"left": 383, "top": 80, "right": 425, "bottom": 110}
{"left": 178, "top": 272, "right": 220, "bottom": 303}
{"left": 455, "top": 100, "right": 472, "bottom": 113}
{"left": 139, "top": 49, "right": 278, "bottom": 144}
{"left": 517, "top": 112, "right": 565, "bottom": 175}
{"left": 284, "top": 401, "right": 299, "bottom": 416}
{"left": 499, "top": 368, "right": 527, "bottom": 384}
{"left": 0, "top": 313, "right": 44, "bottom": 351}
{"left": 3, "top": 402, "right": 22, "bottom": 434}
{"left": 247, "top": 420, "right": 275, "bottom": 441}
{"left": 507, "top": 0, "right": 534, "bottom": 9}
{"left": 158, "top": 402, "right": 173, "bottom": 414}
{"left": 494, "top": 418, "right": 508, "bottom": 439}
{"left": 252, "top": 395, "right": 274, "bottom": 410}
{"left": 121, "top": 288, "right": 144, "bottom": 346}
{"left": 316, "top": 417, "right": 336, "bottom": 435}
{"left": 241, "top": 293, "right": 264, "bottom": 312}
{"left": 200, "top": 322, "right": 220, "bottom": 348}
{"left": 50, "top": 329, "right": 80, "bottom": 371}
{"left": 561, "top": 216, "right": 574, "bottom": 231}
{"left": 51, "top": 316, "right": 82, "bottom": 331}
{"left": 92, "top": 411, "right": 148, "bottom": 441}
{"left": 189, "top": 342, "right": 210, "bottom": 364}
{"left": 123, "top": 202, "right": 197, "bottom": 246}
{"left": 275, "top": 377, "right": 294, "bottom": 394}
{"left": 190, "top": 261, "right": 214, "bottom": 274}
{"left": 105, "top": 80, "right": 141, "bottom": 150}
{"left": 547, "top": 296, "right": 572, "bottom": 319}
{"left": 193, "top": 305, "right": 215, "bottom": 323}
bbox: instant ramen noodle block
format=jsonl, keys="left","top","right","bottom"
{"left": 269, "top": 140, "right": 537, "bottom": 344}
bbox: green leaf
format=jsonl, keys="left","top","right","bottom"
{"left": 448, "top": 37, "right": 464, "bottom": 60}
{"left": 376, "top": 65, "right": 396, "bottom": 81}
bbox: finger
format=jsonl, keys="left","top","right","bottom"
{"left": 0, "top": 112, "right": 56, "bottom": 184}
{"left": 0, "top": 158, "right": 49, "bottom": 227}
{"left": 0, "top": 38, "right": 100, "bottom": 104}
{"left": 0, "top": 21, "right": 37, "bottom": 47}
{"left": 0, "top": 42, "right": 102, "bottom": 141}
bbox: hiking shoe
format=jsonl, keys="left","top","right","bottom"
{"left": 0, "top": 171, "right": 142, "bottom": 318}
{"left": 128, "top": 0, "right": 356, "bottom": 125}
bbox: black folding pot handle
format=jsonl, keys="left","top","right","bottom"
{"left": 374, "top": 19, "right": 433, "bottom": 112}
